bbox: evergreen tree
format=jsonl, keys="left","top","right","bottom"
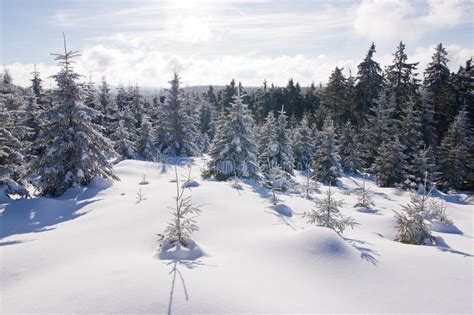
{"left": 292, "top": 115, "right": 314, "bottom": 171}
{"left": 158, "top": 167, "right": 201, "bottom": 249}
{"left": 304, "top": 82, "right": 321, "bottom": 115}
{"left": 453, "top": 58, "right": 474, "bottom": 128}
{"left": 338, "top": 121, "right": 364, "bottom": 173}
{"left": 113, "top": 120, "right": 137, "bottom": 160}
{"left": 385, "top": 41, "right": 420, "bottom": 117}
{"left": 99, "top": 77, "right": 118, "bottom": 137}
{"left": 355, "top": 43, "right": 384, "bottom": 128}
{"left": 303, "top": 188, "right": 357, "bottom": 234}
{"left": 354, "top": 181, "right": 375, "bottom": 210}
{"left": 0, "top": 105, "right": 28, "bottom": 197}
{"left": 311, "top": 118, "right": 341, "bottom": 185}
{"left": 423, "top": 43, "right": 456, "bottom": 142}
{"left": 361, "top": 87, "right": 398, "bottom": 167}
{"left": 371, "top": 136, "right": 407, "bottom": 187}
{"left": 159, "top": 73, "right": 200, "bottom": 156}
{"left": 400, "top": 99, "right": 427, "bottom": 189}
{"left": 321, "top": 67, "right": 353, "bottom": 125}
{"left": 136, "top": 117, "right": 158, "bottom": 161}
{"left": 394, "top": 189, "right": 434, "bottom": 245}
{"left": 31, "top": 65, "right": 44, "bottom": 103}
{"left": 438, "top": 108, "right": 473, "bottom": 190}
{"left": 204, "top": 90, "right": 259, "bottom": 180}
{"left": 31, "top": 36, "right": 117, "bottom": 196}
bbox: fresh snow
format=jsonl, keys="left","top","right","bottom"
{"left": 1, "top": 157, "right": 473, "bottom": 313}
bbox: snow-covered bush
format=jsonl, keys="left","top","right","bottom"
{"left": 354, "top": 181, "right": 375, "bottom": 210}
{"left": 303, "top": 188, "right": 357, "bottom": 234}
{"left": 158, "top": 167, "right": 202, "bottom": 249}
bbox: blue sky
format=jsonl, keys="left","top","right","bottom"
{"left": 1, "top": 0, "right": 473, "bottom": 87}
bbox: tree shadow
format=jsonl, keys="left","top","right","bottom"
{"left": 0, "top": 180, "right": 110, "bottom": 241}
{"left": 264, "top": 209, "right": 299, "bottom": 232}
{"left": 344, "top": 237, "right": 380, "bottom": 266}
{"left": 431, "top": 189, "right": 468, "bottom": 205}
{"left": 0, "top": 197, "right": 98, "bottom": 240}
{"left": 434, "top": 237, "right": 473, "bottom": 257}
{"left": 164, "top": 259, "right": 216, "bottom": 315}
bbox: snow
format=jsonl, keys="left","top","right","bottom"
{"left": 1, "top": 157, "right": 473, "bottom": 313}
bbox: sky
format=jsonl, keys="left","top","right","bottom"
{"left": 1, "top": 0, "right": 473, "bottom": 88}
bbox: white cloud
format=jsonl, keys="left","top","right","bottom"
{"left": 6, "top": 42, "right": 472, "bottom": 90}
{"left": 353, "top": 0, "right": 467, "bottom": 41}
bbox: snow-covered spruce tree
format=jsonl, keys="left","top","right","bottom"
{"left": 338, "top": 120, "right": 364, "bottom": 173}
{"left": 437, "top": 107, "right": 473, "bottom": 191}
{"left": 84, "top": 79, "right": 103, "bottom": 125}
{"left": 264, "top": 158, "right": 285, "bottom": 205}
{"left": 99, "top": 77, "right": 118, "bottom": 137}
{"left": 423, "top": 43, "right": 456, "bottom": 142}
{"left": 405, "top": 146, "right": 435, "bottom": 191}
{"left": 113, "top": 120, "right": 137, "bottom": 160}
{"left": 129, "top": 85, "right": 145, "bottom": 129}
{"left": 311, "top": 118, "right": 341, "bottom": 185}
{"left": 159, "top": 73, "right": 200, "bottom": 156}
{"left": 371, "top": 136, "right": 407, "bottom": 187}
{"left": 400, "top": 99, "right": 426, "bottom": 189}
{"left": 0, "top": 108, "right": 28, "bottom": 197}
{"left": 183, "top": 91, "right": 206, "bottom": 153}
{"left": 303, "top": 188, "right": 357, "bottom": 234}
{"left": 159, "top": 167, "right": 201, "bottom": 249}
{"left": 354, "top": 181, "right": 375, "bottom": 210}
{"left": 355, "top": 42, "right": 384, "bottom": 128}
{"left": 291, "top": 114, "right": 314, "bottom": 171}
{"left": 360, "top": 87, "right": 398, "bottom": 168}
{"left": 31, "top": 36, "right": 117, "bottom": 196}
{"left": 259, "top": 107, "right": 294, "bottom": 189}
{"left": 385, "top": 41, "right": 420, "bottom": 117}
{"left": 204, "top": 90, "right": 259, "bottom": 180}
{"left": 394, "top": 183, "right": 434, "bottom": 245}
{"left": 136, "top": 116, "right": 158, "bottom": 161}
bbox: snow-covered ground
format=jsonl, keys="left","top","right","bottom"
{"left": 1, "top": 158, "right": 473, "bottom": 313}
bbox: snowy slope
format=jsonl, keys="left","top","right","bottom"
{"left": 1, "top": 158, "right": 473, "bottom": 313}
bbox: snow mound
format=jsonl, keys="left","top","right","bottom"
{"left": 158, "top": 239, "right": 206, "bottom": 261}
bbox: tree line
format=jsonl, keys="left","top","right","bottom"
{"left": 1, "top": 39, "right": 473, "bottom": 198}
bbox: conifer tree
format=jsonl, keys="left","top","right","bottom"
{"left": 137, "top": 117, "right": 158, "bottom": 161}
{"left": 292, "top": 115, "right": 314, "bottom": 171}
{"left": 0, "top": 106, "right": 28, "bottom": 197}
{"left": 159, "top": 73, "right": 200, "bottom": 156}
{"left": 385, "top": 41, "right": 420, "bottom": 117}
{"left": 355, "top": 43, "right": 384, "bottom": 128}
{"left": 394, "top": 187, "right": 434, "bottom": 245}
{"left": 99, "top": 77, "right": 118, "bottom": 137}
{"left": 423, "top": 43, "right": 456, "bottom": 142}
{"left": 114, "top": 120, "right": 137, "bottom": 160}
{"left": 31, "top": 65, "right": 44, "bottom": 102}
{"left": 303, "top": 188, "right": 357, "bottom": 234}
{"left": 361, "top": 87, "right": 398, "bottom": 167}
{"left": 311, "top": 118, "right": 341, "bottom": 185}
{"left": 438, "top": 108, "right": 473, "bottom": 190}
{"left": 31, "top": 35, "right": 117, "bottom": 196}
{"left": 354, "top": 181, "right": 375, "bottom": 210}
{"left": 371, "top": 136, "right": 407, "bottom": 187}
{"left": 338, "top": 121, "right": 364, "bottom": 173}
{"left": 321, "top": 67, "right": 352, "bottom": 125}
{"left": 204, "top": 90, "right": 259, "bottom": 180}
